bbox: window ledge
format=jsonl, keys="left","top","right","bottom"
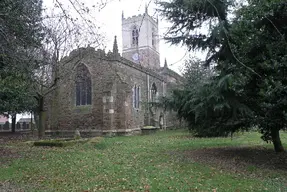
{"left": 73, "top": 105, "right": 92, "bottom": 114}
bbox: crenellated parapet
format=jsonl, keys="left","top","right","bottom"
{"left": 122, "top": 13, "right": 144, "bottom": 21}
{"left": 95, "top": 48, "right": 107, "bottom": 58}
{"left": 63, "top": 46, "right": 165, "bottom": 82}
{"left": 69, "top": 46, "right": 96, "bottom": 58}
{"left": 122, "top": 13, "right": 158, "bottom": 25}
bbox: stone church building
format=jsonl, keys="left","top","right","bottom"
{"left": 46, "top": 10, "right": 182, "bottom": 136}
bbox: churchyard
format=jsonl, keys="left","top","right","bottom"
{"left": 0, "top": 130, "right": 286, "bottom": 192}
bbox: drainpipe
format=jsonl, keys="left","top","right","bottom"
{"left": 147, "top": 74, "right": 150, "bottom": 125}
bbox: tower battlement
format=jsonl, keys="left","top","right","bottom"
{"left": 122, "top": 13, "right": 158, "bottom": 25}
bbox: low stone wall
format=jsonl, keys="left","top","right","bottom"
{"left": 0, "top": 121, "right": 33, "bottom": 132}
{"left": 45, "top": 128, "right": 142, "bottom": 138}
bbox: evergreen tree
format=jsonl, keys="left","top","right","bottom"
{"left": 0, "top": 0, "right": 43, "bottom": 125}
{"left": 159, "top": 0, "right": 287, "bottom": 152}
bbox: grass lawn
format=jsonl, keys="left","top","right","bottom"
{"left": 0, "top": 130, "right": 287, "bottom": 192}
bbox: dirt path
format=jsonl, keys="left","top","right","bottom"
{"left": 176, "top": 146, "right": 287, "bottom": 178}
{"left": 0, "top": 132, "right": 36, "bottom": 166}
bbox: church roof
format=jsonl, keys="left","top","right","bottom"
{"left": 17, "top": 118, "right": 33, "bottom": 123}
{"left": 160, "top": 59, "right": 183, "bottom": 82}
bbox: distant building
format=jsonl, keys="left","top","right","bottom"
{"left": 17, "top": 118, "right": 34, "bottom": 130}
{"left": 0, "top": 115, "right": 9, "bottom": 131}
{"left": 17, "top": 118, "right": 33, "bottom": 123}
{"left": 0, "top": 115, "right": 8, "bottom": 124}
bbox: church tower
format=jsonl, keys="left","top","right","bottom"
{"left": 122, "top": 8, "right": 160, "bottom": 70}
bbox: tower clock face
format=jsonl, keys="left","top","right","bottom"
{"left": 132, "top": 53, "right": 139, "bottom": 62}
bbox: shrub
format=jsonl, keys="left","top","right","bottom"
{"left": 33, "top": 138, "right": 88, "bottom": 147}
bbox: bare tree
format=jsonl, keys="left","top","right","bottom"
{"left": 33, "top": 6, "right": 105, "bottom": 138}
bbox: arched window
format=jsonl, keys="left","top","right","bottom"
{"left": 75, "top": 64, "right": 92, "bottom": 106}
{"left": 133, "top": 85, "right": 140, "bottom": 109}
{"left": 132, "top": 26, "right": 139, "bottom": 46}
{"left": 151, "top": 83, "right": 157, "bottom": 102}
{"left": 152, "top": 28, "right": 156, "bottom": 47}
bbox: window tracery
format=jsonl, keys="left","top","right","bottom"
{"left": 133, "top": 84, "right": 140, "bottom": 109}
{"left": 75, "top": 64, "right": 92, "bottom": 106}
{"left": 132, "top": 26, "right": 139, "bottom": 46}
{"left": 152, "top": 28, "right": 156, "bottom": 47}
{"left": 151, "top": 83, "right": 157, "bottom": 102}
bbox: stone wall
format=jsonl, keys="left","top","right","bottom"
{"left": 122, "top": 47, "right": 160, "bottom": 70}
{"left": 46, "top": 47, "right": 180, "bottom": 135}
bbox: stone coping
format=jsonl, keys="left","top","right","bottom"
{"left": 46, "top": 128, "right": 141, "bottom": 133}
{"left": 141, "top": 126, "right": 159, "bottom": 130}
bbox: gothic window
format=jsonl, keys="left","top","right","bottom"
{"left": 151, "top": 83, "right": 157, "bottom": 102}
{"left": 133, "top": 85, "right": 140, "bottom": 109}
{"left": 75, "top": 64, "right": 92, "bottom": 106}
{"left": 132, "top": 26, "right": 139, "bottom": 46}
{"left": 152, "top": 28, "right": 156, "bottom": 48}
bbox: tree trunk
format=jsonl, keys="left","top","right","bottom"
{"left": 271, "top": 128, "right": 285, "bottom": 153}
{"left": 38, "top": 97, "right": 45, "bottom": 139}
{"left": 11, "top": 114, "right": 16, "bottom": 133}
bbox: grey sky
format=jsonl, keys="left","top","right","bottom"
{"left": 95, "top": 0, "right": 188, "bottom": 73}
{"left": 43, "top": 0, "right": 207, "bottom": 74}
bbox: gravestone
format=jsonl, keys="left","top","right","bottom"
{"left": 3, "top": 121, "right": 10, "bottom": 130}
{"left": 74, "top": 129, "right": 81, "bottom": 139}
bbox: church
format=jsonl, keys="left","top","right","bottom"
{"left": 45, "top": 10, "right": 182, "bottom": 136}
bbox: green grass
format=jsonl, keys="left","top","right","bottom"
{"left": 0, "top": 130, "right": 286, "bottom": 192}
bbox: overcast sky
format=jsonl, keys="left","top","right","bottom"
{"left": 43, "top": 0, "right": 207, "bottom": 74}
{"left": 93, "top": 0, "right": 189, "bottom": 73}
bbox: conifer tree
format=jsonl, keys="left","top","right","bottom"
{"left": 159, "top": 0, "right": 287, "bottom": 152}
